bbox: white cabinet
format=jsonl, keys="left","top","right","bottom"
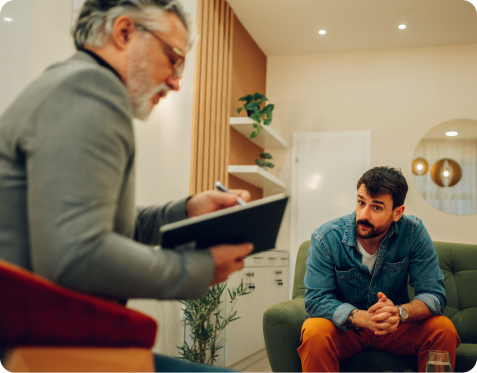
{"left": 223, "top": 268, "right": 248, "bottom": 366}
{"left": 224, "top": 251, "right": 289, "bottom": 368}
{"left": 263, "top": 266, "right": 289, "bottom": 312}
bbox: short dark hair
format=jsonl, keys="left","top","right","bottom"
{"left": 357, "top": 167, "right": 408, "bottom": 209}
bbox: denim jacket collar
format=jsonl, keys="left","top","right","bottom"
{"left": 342, "top": 211, "right": 400, "bottom": 248}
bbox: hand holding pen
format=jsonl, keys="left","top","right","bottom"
{"left": 215, "top": 181, "right": 247, "bottom": 206}
{"left": 185, "top": 183, "right": 250, "bottom": 218}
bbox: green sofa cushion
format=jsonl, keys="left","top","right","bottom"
{"left": 263, "top": 297, "right": 307, "bottom": 372}
{"left": 455, "top": 344, "right": 477, "bottom": 373}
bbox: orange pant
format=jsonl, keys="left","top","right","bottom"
{"left": 298, "top": 316, "right": 460, "bottom": 372}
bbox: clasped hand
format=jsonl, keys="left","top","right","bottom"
{"left": 366, "top": 292, "right": 401, "bottom": 335}
{"left": 186, "top": 190, "right": 254, "bottom": 285}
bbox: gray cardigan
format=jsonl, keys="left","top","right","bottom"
{"left": 0, "top": 51, "right": 214, "bottom": 300}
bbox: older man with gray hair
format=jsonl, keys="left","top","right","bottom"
{"left": 0, "top": 0, "right": 251, "bottom": 371}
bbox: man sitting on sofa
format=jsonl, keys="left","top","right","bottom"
{"left": 299, "top": 166, "right": 460, "bottom": 372}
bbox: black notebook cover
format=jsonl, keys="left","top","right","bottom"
{"left": 159, "top": 194, "right": 289, "bottom": 254}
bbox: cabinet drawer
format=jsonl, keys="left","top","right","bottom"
{"left": 245, "top": 251, "right": 289, "bottom": 267}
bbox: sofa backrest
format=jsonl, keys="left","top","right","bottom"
{"left": 292, "top": 240, "right": 477, "bottom": 344}
{"left": 433, "top": 241, "right": 477, "bottom": 344}
{"left": 292, "top": 240, "right": 311, "bottom": 299}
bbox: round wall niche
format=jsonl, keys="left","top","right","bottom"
{"left": 412, "top": 119, "right": 477, "bottom": 215}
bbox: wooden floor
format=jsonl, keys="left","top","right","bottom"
{"left": 242, "top": 356, "right": 272, "bottom": 372}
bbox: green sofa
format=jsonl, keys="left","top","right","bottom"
{"left": 263, "top": 241, "right": 477, "bottom": 372}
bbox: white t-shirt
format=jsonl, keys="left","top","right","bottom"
{"left": 356, "top": 238, "right": 379, "bottom": 274}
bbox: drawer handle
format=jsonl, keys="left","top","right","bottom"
{"left": 268, "top": 257, "right": 277, "bottom": 260}
{"left": 254, "top": 257, "right": 263, "bottom": 260}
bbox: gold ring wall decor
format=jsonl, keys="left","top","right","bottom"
{"left": 430, "top": 159, "right": 462, "bottom": 187}
{"left": 412, "top": 158, "right": 429, "bottom": 175}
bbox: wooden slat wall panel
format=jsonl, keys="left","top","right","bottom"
{"left": 190, "top": 0, "right": 234, "bottom": 194}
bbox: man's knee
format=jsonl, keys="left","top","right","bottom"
{"left": 426, "top": 316, "right": 460, "bottom": 342}
{"left": 301, "top": 317, "right": 336, "bottom": 345}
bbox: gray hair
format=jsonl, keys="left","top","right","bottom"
{"left": 73, "top": 0, "right": 193, "bottom": 50}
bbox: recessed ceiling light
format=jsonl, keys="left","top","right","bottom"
{"left": 446, "top": 131, "right": 458, "bottom": 137}
{"left": 318, "top": 30, "right": 326, "bottom": 35}
{"left": 3, "top": 16, "right": 13, "bottom": 22}
{"left": 398, "top": 24, "right": 407, "bottom": 30}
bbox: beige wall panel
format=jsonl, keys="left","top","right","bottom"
{"left": 228, "top": 175, "right": 263, "bottom": 201}
{"left": 229, "top": 128, "right": 264, "bottom": 166}
{"left": 190, "top": 0, "right": 234, "bottom": 194}
{"left": 229, "top": 15, "right": 267, "bottom": 117}
{"left": 208, "top": 0, "right": 219, "bottom": 189}
{"left": 223, "top": 5, "right": 233, "bottom": 185}
{"left": 194, "top": 0, "right": 209, "bottom": 193}
{"left": 189, "top": 0, "right": 203, "bottom": 194}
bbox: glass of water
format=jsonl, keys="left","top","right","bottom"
{"left": 426, "top": 350, "right": 451, "bottom": 372}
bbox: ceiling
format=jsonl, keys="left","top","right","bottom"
{"left": 423, "top": 119, "right": 477, "bottom": 139}
{"left": 226, "top": 0, "right": 477, "bottom": 56}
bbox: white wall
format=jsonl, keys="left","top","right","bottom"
{"left": 30, "top": 0, "right": 75, "bottom": 79}
{"left": 0, "top": 0, "right": 198, "bottom": 357}
{"left": 266, "top": 43, "right": 477, "bottom": 248}
{"left": 0, "top": 0, "right": 75, "bottom": 116}
{"left": 0, "top": 0, "right": 35, "bottom": 116}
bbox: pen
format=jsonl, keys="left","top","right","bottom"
{"left": 215, "top": 181, "right": 247, "bottom": 206}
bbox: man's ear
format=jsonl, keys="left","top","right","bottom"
{"left": 393, "top": 205, "right": 405, "bottom": 222}
{"left": 111, "top": 15, "right": 135, "bottom": 50}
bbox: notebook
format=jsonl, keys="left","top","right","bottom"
{"left": 159, "top": 193, "right": 289, "bottom": 254}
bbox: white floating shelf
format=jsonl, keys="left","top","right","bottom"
{"left": 228, "top": 165, "right": 286, "bottom": 189}
{"left": 230, "top": 117, "right": 288, "bottom": 149}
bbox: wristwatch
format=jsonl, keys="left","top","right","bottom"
{"left": 397, "top": 305, "right": 409, "bottom": 323}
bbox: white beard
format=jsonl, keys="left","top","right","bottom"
{"left": 126, "top": 40, "right": 170, "bottom": 121}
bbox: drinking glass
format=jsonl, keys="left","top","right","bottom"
{"left": 426, "top": 350, "right": 451, "bottom": 372}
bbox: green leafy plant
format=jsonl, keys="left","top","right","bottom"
{"left": 255, "top": 152, "right": 275, "bottom": 169}
{"left": 177, "top": 280, "right": 249, "bottom": 365}
{"left": 236, "top": 92, "right": 275, "bottom": 139}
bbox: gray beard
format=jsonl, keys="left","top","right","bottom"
{"left": 126, "top": 40, "right": 170, "bottom": 120}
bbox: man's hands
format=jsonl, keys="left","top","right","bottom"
{"left": 186, "top": 190, "right": 251, "bottom": 218}
{"left": 347, "top": 293, "right": 401, "bottom": 334}
{"left": 186, "top": 189, "right": 253, "bottom": 285}
{"left": 209, "top": 243, "right": 254, "bottom": 285}
{"left": 367, "top": 292, "right": 400, "bottom": 335}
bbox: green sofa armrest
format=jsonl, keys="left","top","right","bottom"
{"left": 263, "top": 297, "right": 306, "bottom": 372}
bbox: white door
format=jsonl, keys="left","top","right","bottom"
{"left": 289, "top": 131, "right": 371, "bottom": 297}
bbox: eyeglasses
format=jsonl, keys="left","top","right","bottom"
{"left": 134, "top": 23, "right": 185, "bottom": 78}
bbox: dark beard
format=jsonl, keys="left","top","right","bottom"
{"left": 356, "top": 217, "right": 393, "bottom": 239}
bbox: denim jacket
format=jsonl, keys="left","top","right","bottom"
{"left": 304, "top": 212, "right": 446, "bottom": 331}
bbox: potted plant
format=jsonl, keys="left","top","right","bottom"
{"left": 177, "top": 280, "right": 249, "bottom": 365}
{"left": 236, "top": 92, "right": 275, "bottom": 139}
{"left": 255, "top": 152, "right": 275, "bottom": 171}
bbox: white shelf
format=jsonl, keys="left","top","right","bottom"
{"left": 230, "top": 117, "right": 288, "bottom": 149}
{"left": 228, "top": 165, "right": 286, "bottom": 189}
